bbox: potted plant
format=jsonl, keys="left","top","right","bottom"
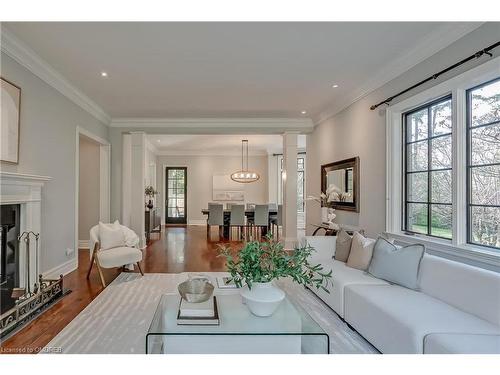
{"left": 218, "top": 235, "right": 332, "bottom": 317}
{"left": 307, "top": 184, "right": 348, "bottom": 223}
{"left": 144, "top": 186, "right": 158, "bottom": 209}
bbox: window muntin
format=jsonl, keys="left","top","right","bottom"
{"left": 467, "top": 78, "right": 500, "bottom": 250}
{"left": 404, "top": 96, "right": 453, "bottom": 239}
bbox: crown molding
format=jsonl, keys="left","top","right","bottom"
{"left": 314, "top": 22, "right": 484, "bottom": 126}
{"left": 155, "top": 150, "right": 270, "bottom": 157}
{"left": 110, "top": 117, "right": 314, "bottom": 133}
{"left": 1, "top": 27, "right": 111, "bottom": 125}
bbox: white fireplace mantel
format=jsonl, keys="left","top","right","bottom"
{"left": 1, "top": 171, "right": 52, "bottom": 290}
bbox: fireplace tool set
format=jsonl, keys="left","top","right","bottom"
{"left": 0, "top": 231, "right": 64, "bottom": 339}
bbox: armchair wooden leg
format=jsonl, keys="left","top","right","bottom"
{"left": 136, "top": 262, "right": 144, "bottom": 276}
{"left": 86, "top": 252, "right": 95, "bottom": 279}
{"left": 86, "top": 243, "right": 99, "bottom": 279}
{"left": 96, "top": 261, "right": 106, "bottom": 288}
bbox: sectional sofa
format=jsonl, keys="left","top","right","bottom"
{"left": 304, "top": 236, "right": 500, "bottom": 354}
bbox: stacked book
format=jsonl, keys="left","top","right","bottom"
{"left": 177, "top": 296, "right": 219, "bottom": 325}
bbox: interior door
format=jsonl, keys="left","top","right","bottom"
{"left": 165, "top": 167, "right": 187, "bottom": 224}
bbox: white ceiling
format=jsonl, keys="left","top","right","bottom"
{"left": 147, "top": 134, "right": 306, "bottom": 155}
{"left": 3, "top": 22, "right": 480, "bottom": 121}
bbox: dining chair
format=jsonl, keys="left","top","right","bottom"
{"left": 207, "top": 203, "right": 224, "bottom": 240}
{"left": 250, "top": 204, "right": 269, "bottom": 240}
{"left": 229, "top": 204, "right": 246, "bottom": 240}
{"left": 268, "top": 203, "right": 278, "bottom": 211}
{"left": 270, "top": 204, "right": 283, "bottom": 240}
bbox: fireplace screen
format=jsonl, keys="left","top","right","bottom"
{"left": 1, "top": 204, "right": 20, "bottom": 315}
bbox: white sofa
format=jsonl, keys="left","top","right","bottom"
{"left": 304, "top": 236, "right": 500, "bottom": 354}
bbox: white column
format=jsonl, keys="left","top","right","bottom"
{"left": 282, "top": 132, "right": 298, "bottom": 249}
{"left": 130, "top": 132, "right": 146, "bottom": 248}
{"left": 122, "top": 134, "right": 132, "bottom": 227}
{"left": 99, "top": 144, "right": 111, "bottom": 223}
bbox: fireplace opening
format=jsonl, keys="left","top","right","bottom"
{"left": 1, "top": 204, "right": 21, "bottom": 315}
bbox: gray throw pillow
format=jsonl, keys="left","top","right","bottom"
{"left": 368, "top": 237, "right": 425, "bottom": 290}
{"left": 334, "top": 229, "right": 352, "bottom": 262}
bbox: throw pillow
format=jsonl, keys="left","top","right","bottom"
{"left": 368, "top": 237, "right": 425, "bottom": 290}
{"left": 99, "top": 221, "right": 125, "bottom": 250}
{"left": 346, "top": 232, "right": 376, "bottom": 271}
{"left": 379, "top": 232, "right": 395, "bottom": 244}
{"left": 334, "top": 229, "right": 352, "bottom": 262}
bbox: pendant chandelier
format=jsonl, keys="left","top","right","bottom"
{"left": 231, "top": 139, "right": 260, "bottom": 183}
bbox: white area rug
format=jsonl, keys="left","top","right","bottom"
{"left": 45, "top": 273, "right": 378, "bottom": 354}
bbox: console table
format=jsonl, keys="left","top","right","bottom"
{"left": 311, "top": 223, "right": 362, "bottom": 236}
{"left": 145, "top": 208, "right": 161, "bottom": 242}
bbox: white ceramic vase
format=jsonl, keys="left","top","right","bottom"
{"left": 321, "top": 207, "right": 329, "bottom": 223}
{"left": 240, "top": 282, "right": 285, "bottom": 317}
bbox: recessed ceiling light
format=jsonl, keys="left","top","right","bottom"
{"left": 157, "top": 140, "right": 161, "bottom": 143}
{"left": 100, "top": 71, "right": 108, "bottom": 77}
{"left": 332, "top": 84, "right": 339, "bottom": 88}
{"left": 301, "top": 110, "right": 307, "bottom": 114}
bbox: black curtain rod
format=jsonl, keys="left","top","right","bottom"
{"left": 370, "top": 40, "right": 500, "bottom": 111}
{"left": 272, "top": 151, "right": 306, "bottom": 156}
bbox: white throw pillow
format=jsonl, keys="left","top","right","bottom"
{"left": 346, "top": 232, "right": 376, "bottom": 271}
{"left": 99, "top": 221, "right": 125, "bottom": 250}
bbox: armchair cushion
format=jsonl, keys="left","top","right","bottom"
{"left": 97, "top": 247, "right": 142, "bottom": 268}
{"left": 99, "top": 221, "right": 126, "bottom": 250}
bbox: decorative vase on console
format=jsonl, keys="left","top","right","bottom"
{"left": 321, "top": 206, "right": 329, "bottom": 223}
{"left": 145, "top": 185, "right": 158, "bottom": 210}
{"left": 218, "top": 235, "right": 333, "bottom": 317}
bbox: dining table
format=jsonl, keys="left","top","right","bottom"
{"left": 201, "top": 208, "right": 278, "bottom": 239}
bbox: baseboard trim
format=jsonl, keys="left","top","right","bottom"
{"left": 78, "top": 239, "right": 89, "bottom": 249}
{"left": 43, "top": 258, "right": 78, "bottom": 279}
{"left": 188, "top": 220, "right": 206, "bottom": 226}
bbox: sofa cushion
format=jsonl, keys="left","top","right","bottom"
{"left": 309, "top": 259, "right": 388, "bottom": 318}
{"left": 424, "top": 333, "right": 500, "bottom": 354}
{"left": 344, "top": 284, "right": 500, "bottom": 353}
{"left": 334, "top": 229, "right": 352, "bottom": 262}
{"left": 346, "top": 232, "right": 375, "bottom": 271}
{"left": 97, "top": 246, "right": 142, "bottom": 268}
{"left": 368, "top": 237, "right": 424, "bottom": 290}
{"left": 419, "top": 254, "right": 500, "bottom": 326}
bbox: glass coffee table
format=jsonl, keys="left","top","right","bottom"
{"left": 146, "top": 293, "right": 329, "bottom": 354}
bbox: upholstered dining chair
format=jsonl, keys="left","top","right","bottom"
{"left": 86, "top": 222, "right": 143, "bottom": 287}
{"left": 270, "top": 204, "right": 283, "bottom": 240}
{"left": 249, "top": 204, "right": 269, "bottom": 240}
{"left": 229, "top": 204, "right": 246, "bottom": 240}
{"left": 207, "top": 203, "right": 224, "bottom": 240}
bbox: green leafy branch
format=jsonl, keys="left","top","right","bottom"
{"left": 218, "top": 234, "right": 332, "bottom": 293}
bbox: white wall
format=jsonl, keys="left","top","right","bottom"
{"left": 306, "top": 22, "right": 500, "bottom": 238}
{"left": 156, "top": 154, "right": 269, "bottom": 224}
{"left": 78, "top": 136, "right": 100, "bottom": 242}
{"left": 0, "top": 52, "right": 109, "bottom": 274}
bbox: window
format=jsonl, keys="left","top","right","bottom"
{"left": 467, "top": 78, "right": 500, "bottom": 249}
{"left": 403, "top": 96, "right": 453, "bottom": 239}
{"left": 387, "top": 58, "right": 500, "bottom": 260}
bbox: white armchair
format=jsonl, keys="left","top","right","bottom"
{"left": 86, "top": 223, "right": 144, "bottom": 287}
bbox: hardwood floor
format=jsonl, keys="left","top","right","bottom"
{"left": 0, "top": 225, "right": 241, "bottom": 353}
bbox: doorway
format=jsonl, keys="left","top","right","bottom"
{"left": 75, "top": 127, "right": 110, "bottom": 265}
{"left": 165, "top": 167, "right": 187, "bottom": 224}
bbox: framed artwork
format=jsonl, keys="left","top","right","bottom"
{"left": 1, "top": 77, "right": 21, "bottom": 164}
